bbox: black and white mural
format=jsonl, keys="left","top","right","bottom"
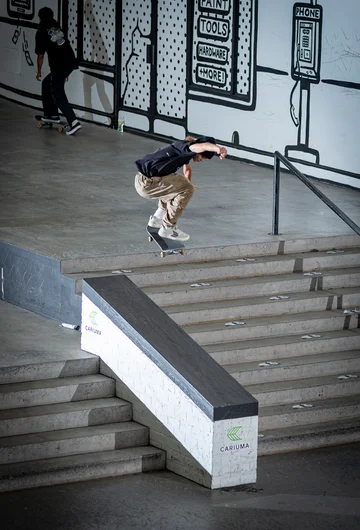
{"left": 190, "top": 0, "right": 256, "bottom": 109}
{"left": 7, "top": 0, "right": 36, "bottom": 21}
{"left": 0, "top": 0, "right": 359, "bottom": 187}
{"left": 286, "top": 2, "right": 323, "bottom": 164}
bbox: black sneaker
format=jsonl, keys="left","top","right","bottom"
{"left": 66, "top": 120, "right": 82, "bottom": 136}
{"left": 41, "top": 115, "right": 61, "bottom": 123}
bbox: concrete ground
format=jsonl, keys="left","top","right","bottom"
{"left": 1, "top": 442, "right": 359, "bottom": 530}
{"left": 0, "top": 99, "right": 359, "bottom": 261}
{"left": 1, "top": 271, "right": 359, "bottom": 530}
{"left": 0, "top": 300, "right": 89, "bottom": 370}
{"left": 1, "top": 98, "right": 360, "bottom": 529}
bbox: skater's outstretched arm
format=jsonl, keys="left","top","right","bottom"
{"left": 189, "top": 142, "right": 227, "bottom": 160}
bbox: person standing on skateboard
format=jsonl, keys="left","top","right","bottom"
{"left": 35, "top": 7, "right": 81, "bottom": 136}
{"left": 135, "top": 136, "right": 227, "bottom": 241}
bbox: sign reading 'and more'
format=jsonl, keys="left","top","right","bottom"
{"left": 196, "top": 64, "right": 227, "bottom": 86}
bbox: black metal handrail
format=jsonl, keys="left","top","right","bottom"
{"left": 272, "top": 151, "right": 360, "bottom": 236}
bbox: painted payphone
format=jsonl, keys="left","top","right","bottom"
{"left": 285, "top": 0, "right": 323, "bottom": 163}
{"left": 7, "top": 0, "right": 35, "bottom": 21}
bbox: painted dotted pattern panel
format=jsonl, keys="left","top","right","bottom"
{"left": 156, "top": 0, "right": 187, "bottom": 119}
{"left": 67, "top": 0, "right": 78, "bottom": 56}
{"left": 121, "top": 1, "right": 152, "bottom": 110}
{"left": 83, "top": 0, "right": 115, "bottom": 66}
{"left": 236, "top": 0, "right": 254, "bottom": 96}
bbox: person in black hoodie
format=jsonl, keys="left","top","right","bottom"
{"left": 35, "top": 6, "right": 81, "bottom": 135}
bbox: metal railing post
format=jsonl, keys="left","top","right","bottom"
{"left": 271, "top": 151, "right": 360, "bottom": 237}
{"left": 272, "top": 153, "right": 281, "bottom": 235}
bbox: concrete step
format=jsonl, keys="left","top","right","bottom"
{"left": 164, "top": 289, "right": 360, "bottom": 326}
{"left": 226, "top": 350, "right": 360, "bottom": 385}
{"left": 258, "top": 417, "right": 360, "bottom": 456}
{"left": 0, "top": 445, "right": 165, "bottom": 492}
{"left": 246, "top": 371, "right": 360, "bottom": 406}
{"left": 143, "top": 267, "right": 360, "bottom": 307}
{"left": 0, "top": 398, "right": 132, "bottom": 437}
{"left": 184, "top": 310, "right": 359, "bottom": 346}
{"left": 331, "top": 287, "right": 360, "bottom": 309}
{"left": 0, "top": 422, "right": 149, "bottom": 464}
{"left": 205, "top": 329, "right": 360, "bottom": 365}
{"left": 258, "top": 394, "right": 360, "bottom": 431}
{"left": 0, "top": 357, "right": 100, "bottom": 385}
{"left": 0, "top": 374, "right": 115, "bottom": 410}
{"left": 69, "top": 247, "right": 360, "bottom": 290}
{"left": 60, "top": 235, "right": 360, "bottom": 274}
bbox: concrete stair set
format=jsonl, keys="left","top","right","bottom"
{"left": 139, "top": 246, "right": 360, "bottom": 454}
{"left": 139, "top": 247, "right": 360, "bottom": 454}
{"left": 0, "top": 359, "right": 165, "bottom": 491}
{"left": 71, "top": 241, "right": 360, "bottom": 454}
{"left": 1, "top": 238, "right": 359, "bottom": 490}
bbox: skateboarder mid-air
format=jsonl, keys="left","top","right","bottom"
{"left": 35, "top": 7, "right": 81, "bottom": 136}
{"left": 135, "top": 136, "right": 227, "bottom": 241}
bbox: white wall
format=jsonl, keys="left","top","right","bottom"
{"left": 0, "top": 0, "right": 359, "bottom": 186}
{"left": 0, "top": 0, "right": 113, "bottom": 124}
{"left": 0, "top": 0, "right": 58, "bottom": 105}
{"left": 187, "top": 0, "right": 360, "bottom": 187}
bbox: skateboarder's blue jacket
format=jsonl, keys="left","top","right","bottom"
{"left": 135, "top": 141, "right": 196, "bottom": 178}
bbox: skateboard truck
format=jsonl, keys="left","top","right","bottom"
{"left": 146, "top": 225, "right": 185, "bottom": 258}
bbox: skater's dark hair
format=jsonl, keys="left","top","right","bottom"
{"left": 38, "top": 7, "right": 58, "bottom": 28}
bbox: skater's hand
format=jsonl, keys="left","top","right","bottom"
{"left": 218, "top": 147, "right": 227, "bottom": 160}
{"left": 36, "top": 72, "right": 41, "bottom": 81}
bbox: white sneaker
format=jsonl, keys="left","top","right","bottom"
{"left": 158, "top": 225, "right": 190, "bottom": 241}
{"left": 148, "top": 215, "right": 163, "bottom": 228}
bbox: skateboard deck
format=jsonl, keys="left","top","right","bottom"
{"left": 35, "top": 115, "right": 67, "bottom": 133}
{"left": 146, "top": 225, "right": 185, "bottom": 257}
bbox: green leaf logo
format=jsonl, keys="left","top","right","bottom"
{"left": 227, "top": 426, "right": 243, "bottom": 441}
{"left": 89, "top": 311, "right": 98, "bottom": 326}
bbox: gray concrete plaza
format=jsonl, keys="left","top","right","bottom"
{"left": 1, "top": 440, "right": 359, "bottom": 530}
{"left": 1, "top": 100, "right": 359, "bottom": 261}
{"left": 1, "top": 98, "right": 360, "bottom": 530}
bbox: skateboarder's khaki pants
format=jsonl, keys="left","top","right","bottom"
{"left": 135, "top": 172, "right": 194, "bottom": 228}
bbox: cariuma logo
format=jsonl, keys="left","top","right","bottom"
{"left": 226, "top": 426, "right": 243, "bottom": 442}
{"left": 89, "top": 310, "right": 98, "bottom": 326}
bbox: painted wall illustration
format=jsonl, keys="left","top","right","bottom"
{"left": 286, "top": 1, "right": 323, "bottom": 164}
{"left": 0, "top": 0, "right": 359, "bottom": 187}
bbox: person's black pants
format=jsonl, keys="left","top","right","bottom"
{"left": 42, "top": 72, "right": 76, "bottom": 126}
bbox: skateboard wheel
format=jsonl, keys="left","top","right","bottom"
{"left": 148, "top": 236, "right": 153, "bottom": 242}
{"left": 180, "top": 249, "right": 185, "bottom": 255}
{"left": 37, "top": 122, "right": 43, "bottom": 128}
{"left": 58, "top": 127, "right": 63, "bottom": 133}
{"left": 161, "top": 251, "right": 166, "bottom": 258}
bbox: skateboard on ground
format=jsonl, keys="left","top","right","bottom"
{"left": 146, "top": 225, "right": 185, "bottom": 258}
{"left": 35, "top": 115, "right": 67, "bottom": 133}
